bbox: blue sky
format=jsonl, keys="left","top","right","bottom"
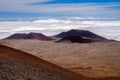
{"left": 32, "top": 0, "right": 120, "bottom": 4}
{"left": 0, "top": 0, "right": 120, "bottom": 40}
{"left": 0, "top": 0, "right": 120, "bottom": 18}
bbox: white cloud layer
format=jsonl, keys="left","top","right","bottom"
{"left": 0, "top": 18, "right": 120, "bottom": 41}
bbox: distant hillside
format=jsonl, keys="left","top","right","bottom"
{"left": 57, "top": 35, "right": 93, "bottom": 43}
{"left": 5, "top": 32, "right": 52, "bottom": 41}
{"left": 55, "top": 29, "right": 107, "bottom": 40}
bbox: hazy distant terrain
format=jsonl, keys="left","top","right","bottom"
{"left": 0, "top": 40, "right": 120, "bottom": 78}
{"left": 5, "top": 32, "right": 52, "bottom": 41}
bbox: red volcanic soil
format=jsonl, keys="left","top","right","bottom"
{"left": 0, "top": 45, "right": 119, "bottom": 80}
{"left": 0, "top": 45, "right": 88, "bottom": 80}
{"left": 5, "top": 32, "right": 52, "bottom": 41}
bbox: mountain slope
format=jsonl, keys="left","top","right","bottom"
{"left": 55, "top": 29, "right": 107, "bottom": 40}
{"left": 0, "top": 41, "right": 120, "bottom": 80}
{"left": 0, "top": 45, "right": 89, "bottom": 80}
{"left": 5, "top": 32, "right": 52, "bottom": 41}
{"left": 57, "top": 35, "right": 92, "bottom": 43}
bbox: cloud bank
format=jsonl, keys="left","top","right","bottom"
{"left": 0, "top": 1, "right": 120, "bottom": 40}
{"left": 0, "top": 17, "right": 120, "bottom": 41}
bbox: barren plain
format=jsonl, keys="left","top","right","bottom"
{"left": 0, "top": 40, "right": 120, "bottom": 79}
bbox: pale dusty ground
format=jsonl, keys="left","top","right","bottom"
{"left": 0, "top": 39, "right": 120, "bottom": 78}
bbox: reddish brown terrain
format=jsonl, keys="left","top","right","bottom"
{"left": 5, "top": 32, "right": 52, "bottom": 41}
{"left": 0, "top": 40, "right": 120, "bottom": 80}
{"left": 0, "top": 45, "right": 89, "bottom": 80}
{"left": 55, "top": 29, "right": 109, "bottom": 43}
{"left": 57, "top": 35, "right": 93, "bottom": 43}
{"left": 55, "top": 29, "right": 107, "bottom": 41}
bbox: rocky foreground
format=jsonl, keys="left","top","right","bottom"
{"left": 0, "top": 40, "right": 120, "bottom": 80}
{"left": 0, "top": 45, "right": 86, "bottom": 80}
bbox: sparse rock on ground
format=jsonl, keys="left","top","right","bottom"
{"left": 0, "top": 40, "right": 120, "bottom": 80}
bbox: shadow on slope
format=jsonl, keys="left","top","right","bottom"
{"left": 55, "top": 29, "right": 107, "bottom": 41}
{"left": 56, "top": 35, "right": 92, "bottom": 43}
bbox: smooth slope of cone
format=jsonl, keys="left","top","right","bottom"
{"left": 5, "top": 32, "right": 52, "bottom": 41}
